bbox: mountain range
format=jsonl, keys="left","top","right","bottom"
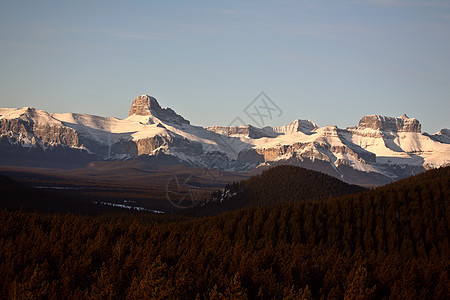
{"left": 1, "top": 94, "right": 449, "bottom": 185}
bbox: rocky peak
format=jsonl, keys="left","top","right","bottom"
{"left": 358, "top": 114, "right": 421, "bottom": 133}
{"left": 128, "top": 95, "right": 162, "bottom": 116}
{"left": 438, "top": 128, "right": 450, "bottom": 136}
{"left": 206, "top": 124, "right": 277, "bottom": 139}
{"left": 430, "top": 128, "right": 450, "bottom": 144}
{"left": 128, "top": 95, "right": 189, "bottom": 125}
{"left": 272, "top": 119, "right": 318, "bottom": 135}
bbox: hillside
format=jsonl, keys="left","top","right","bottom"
{"left": 200, "top": 165, "right": 366, "bottom": 214}
{"left": 0, "top": 167, "right": 448, "bottom": 298}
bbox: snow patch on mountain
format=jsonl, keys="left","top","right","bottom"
{"left": 1, "top": 95, "right": 449, "bottom": 185}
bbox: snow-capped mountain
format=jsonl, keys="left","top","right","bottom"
{"left": 1, "top": 95, "right": 449, "bottom": 185}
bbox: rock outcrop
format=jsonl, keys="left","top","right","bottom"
{"left": 272, "top": 119, "right": 318, "bottom": 134}
{"left": 358, "top": 114, "right": 421, "bottom": 132}
{"left": 206, "top": 125, "right": 276, "bottom": 139}
{"left": 208, "top": 119, "right": 318, "bottom": 138}
{"left": 128, "top": 95, "right": 189, "bottom": 125}
{"left": 0, "top": 108, "right": 81, "bottom": 149}
{"left": 430, "top": 128, "right": 450, "bottom": 144}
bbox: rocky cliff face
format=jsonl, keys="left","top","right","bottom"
{"left": 129, "top": 95, "right": 189, "bottom": 125}
{"left": 207, "top": 119, "right": 318, "bottom": 138}
{"left": 358, "top": 114, "right": 421, "bottom": 132}
{"left": 206, "top": 125, "right": 276, "bottom": 139}
{"left": 0, "top": 108, "right": 81, "bottom": 149}
{"left": 429, "top": 129, "right": 450, "bottom": 144}
{"left": 272, "top": 119, "right": 318, "bottom": 134}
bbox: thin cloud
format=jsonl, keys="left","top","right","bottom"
{"left": 219, "top": 9, "right": 246, "bottom": 15}
{"left": 436, "top": 13, "right": 450, "bottom": 19}
{"left": 218, "top": 8, "right": 265, "bottom": 17}
{"left": 112, "top": 31, "right": 189, "bottom": 42}
{"left": 0, "top": 41, "right": 66, "bottom": 52}
{"left": 277, "top": 22, "right": 373, "bottom": 39}
{"left": 354, "top": 0, "right": 450, "bottom": 8}
{"left": 18, "top": 20, "right": 211, "bottom": 44}
{"left": 147, "top": 21, "right": 218, "bottom": 36}
{"left": 0, "top": 40, "right": 117, "bottom": 53}
{"left": 27, "top": 23, "right": 194, "bottom": 43}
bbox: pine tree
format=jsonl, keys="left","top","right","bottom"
{"left": 344, "top": 265, "right": 375, "bottom": 300}
{"left": 127, "top": 256, "right": 174, "bottom": 299}
{"left": 225, "top": 272, "right": 248, "bottom": 300}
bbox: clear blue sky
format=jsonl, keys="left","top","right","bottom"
{"left": 1, "top": 0, "right": 449, "bottom": 133}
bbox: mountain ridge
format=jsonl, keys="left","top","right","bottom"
{"left": 1, "top": 94, "right": 449, "bottom": 186}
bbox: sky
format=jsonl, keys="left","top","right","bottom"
{"left": 0, "top": 0, "right": 449, "bottom": 133}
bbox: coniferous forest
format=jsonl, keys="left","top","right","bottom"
{"left": 0, "top": 166, "right": 449, "bottom": 299}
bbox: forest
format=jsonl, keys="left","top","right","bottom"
{"left": 200, "top": 165, "right": 366, "bottom": 214}
{"left": 0, "top": 165, "right": 449, "bottom": 299}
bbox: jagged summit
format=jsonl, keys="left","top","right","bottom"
{"left": 206, "top": 124, "right": 277, "bottom": 139}
{"left": 0, "top": 106, "right": 61, "bottom": 126}
{"left": 206, "top": 119, "right": 319, "bottom": 138}
{"left": 128, "top": 95, "right": 189, "bottom": 125}
{"left": 128, "top": 95, "right": 161, "bottom": 116}
{"left": 358, "top": 114, "right": 421, "bottom": 133}
{"left": 272, "top": 119, "right": 318, "bottom": 134}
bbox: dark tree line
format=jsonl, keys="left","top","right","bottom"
{"left": 0, "top": 166, "right": 448, "bottom": 299}
{"left": 201, "top": 165, "right": 366, "bottom": 214}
